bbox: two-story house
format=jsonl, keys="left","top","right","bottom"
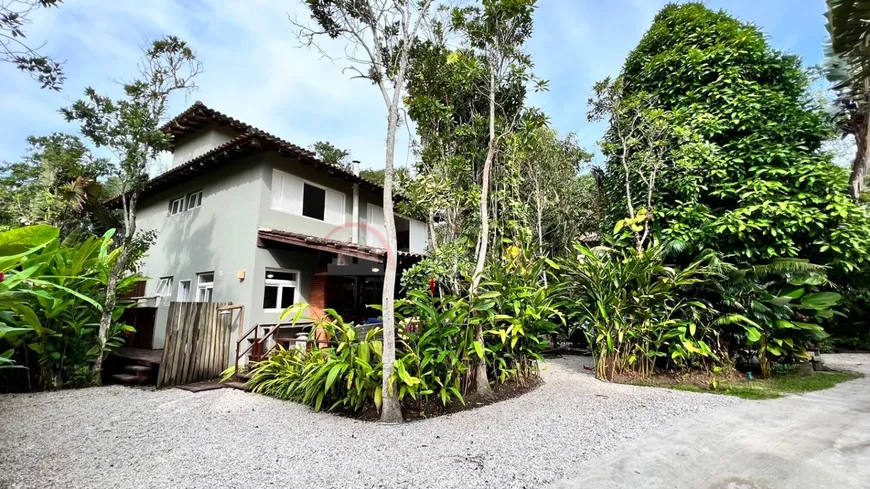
{"left": 125, "top": 102, "right": 427, "bottom": 358}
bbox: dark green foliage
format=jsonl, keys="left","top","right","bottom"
{"left": 475, "top": 248, "right": 562, "bottom": 381}
{"left": 553, "top": 239, "right": 840, "bottom": 379}
{"left": 0, "top": 133, "right": 117, "bottom": 235}
{"left": 243, "top": 251, "right": 559, "bottom": 414}
{"left": 825, "top": 0, "right": 870, "bottom": 85}
{"left": 602, "top": 3, "right": 870, "bottom": 272}
{"left": 394, "top": 291, "right": 471, "bottom": 406}
{"left": 311, "top": 141, "right": 350, "bottom": 168}
{"left": 554, "top": 241, "right": 731, "bottom": 379}
{"left": 713, "top": 259, "right": 835, "bottom": 377}
{"left": 0, "top": 225, "right": 143, "bottom": 388}
{"left": 244, "top": 308, "right": 384, "bottom": 412}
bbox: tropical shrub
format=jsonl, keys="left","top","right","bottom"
{"left": 715, "top": 259, "right": 837, "bottom": 377}
{"left": 243, "top": 305, "right": 384, "bottom": 413}
{"left": 244, "top": 251, "right": 560, "bottom": 415}
{"left": 589, "top": 1, "right": 870, "bottom": 364}
{"left": 555, "top": 238, "right": 842, "bottom": 380}
{"left": 554, "top": 241, "right": 731, "bottom": 379}
{"left": 394, "top": 291, "right": 471, "bottom": 407}
{"left": 475, "top": 248, "right": 563, "bottom": 383}
{"left": 297, "top": 317, "right": 384, "bottom": 412}
{"left": 826, "top": 269, "right": 870, "bottom": 351}
{"left": 241, "top": 347, "right": 309, "bottom": 400}
{"left": 0, "top": 225, "right": 142, "bottom": 389}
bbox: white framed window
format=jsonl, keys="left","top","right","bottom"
{"left": 186, "top": 190, "right": 202, "bottom": 210}
{"left": 170, "top": 197, "right": 185, "bottom": 216}
{"left": 154, "top": 276, "right": 173, "bottom": 297}
{"left": 263, "top": 269, "right": 299, "bottom": 312}
{"left": 367, "top": 204, "right": 387, "bottom": 247}
{"left": 271, "top": 169, "right": 345, "bottom": 225}
{"left": 196, "top": 272, "right": 214, "bottom": 303}
{"left": 177, "top": 280, "right": 191, "bottom": 302}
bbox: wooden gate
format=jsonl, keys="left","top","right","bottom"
{"left": 157, "top": 302, "right": 234, "bottom": 388}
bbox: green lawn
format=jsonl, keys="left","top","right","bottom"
{"left": 630, "top": 371, "right": 863, "bottom": 400}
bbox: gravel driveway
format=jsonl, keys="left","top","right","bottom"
{"left": 548, "top": 354, "right": 870, "bottom": 489}
{"left": 0, "top": 356, "right": 743, "bottom": 489}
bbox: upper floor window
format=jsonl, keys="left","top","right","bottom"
{"left": 169, "top": 190, "right": 203, "bottom": 216}
{"left": 271, "top": 169, "right": 345, "bottom": 225}
{"left": 187, "top": 190, "right": 202, "bottom": 210}
{"left": 170, "top": 197, "right": 185, "bottom": 216}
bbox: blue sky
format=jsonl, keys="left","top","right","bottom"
{"left": 0, "top": 0, "right": 830, "bottom": 172}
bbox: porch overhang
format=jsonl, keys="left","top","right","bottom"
{"left": 256, "top": 228, "right": 424, "bottom": 264}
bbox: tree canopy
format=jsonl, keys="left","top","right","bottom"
{"left": 600, "top": 2, "right": 870, "bottom": 272}
{"left": 1, "top": 0, "right": 64, "bottom": 89}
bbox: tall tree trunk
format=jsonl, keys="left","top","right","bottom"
{"left": 380, "top": 89, "right": 404, "bottom": 424}
{"left": 535, "top": 180, "right": 547, "bottom": 286}
{"left": 470, "top": 72, "right": 497, "bottom": 398}
{"left": 849, "top": 120, "right": 869, "bottom": 199}
{"left": 90, "top": 195, "right": 137, "bottom": 384}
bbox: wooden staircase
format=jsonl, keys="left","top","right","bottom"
{"left": 109, "top": 347, "right": 163, "bottom": 386}
{"left": 111, "top": 364, "right": 155, "bottom": 385}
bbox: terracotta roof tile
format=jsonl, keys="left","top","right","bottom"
{"left": 258, "top": 228, "right": 424, "bottom": 260}
{"left": 109, "top": 102, "right": 405, "bottom": 205}
{"left": 159, "top": 101, "right": 387, "bottom": 189}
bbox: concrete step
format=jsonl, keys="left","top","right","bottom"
{"left": 223, "top": 381, "right": 249, "bottom": 391}
{"left": 112, "top": 373, "right": 140, "bottom": 383}
{"left": 125, "top": 365, "right": 152, "bottom": 373}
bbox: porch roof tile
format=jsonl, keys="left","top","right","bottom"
{"left": 257, "top": 228, "right": 424, "bottom": 262}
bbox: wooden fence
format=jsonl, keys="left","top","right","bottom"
{"left": 157, "top": 302, "right": 234, "bottom": 388}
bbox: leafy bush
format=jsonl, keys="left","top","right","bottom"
{"left": 554, "top": 241, "right": 729, "bottom": 379}
{"left": 825, "top": 270, "right": 870, "bottom": 351}
{"left": 245, "top": 251, "right": 561, "bottom": 414}
{"left": 244, "top": 306, "right": 384, "bottom": 413}
{"left": 715, "top": 259, "right": 836, "bottom": 377}
{"left": 0, "top": 225, "right": 142, "bottom": 388}
{"left": 602, "top": 3, "right": 870, "bottom": 274}
{"left": 394, "top": 291, "right": 470, "bottom": 407}
{"left": 476, "top": 248, "right": 563, "bottom": 383}
{"left": 395, "top": 248, "right": 560, "bottom": 406}
{"left": 555, "top": 237, "right": 842, "bottom": 380}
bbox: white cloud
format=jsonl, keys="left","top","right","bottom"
{"left": 0, "top": 0, "right": 405, "bottom": 169}
{"left": 0, "top": 0, "right": 829, "bottom": 172}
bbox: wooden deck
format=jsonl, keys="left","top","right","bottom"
{"left": 112, "top": 347, "right": 163, "bottom": 366}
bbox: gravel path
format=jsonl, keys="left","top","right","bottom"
{"left": 0, "top": 356, "right": 742, "bottom": 489}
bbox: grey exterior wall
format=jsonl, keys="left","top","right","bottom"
{"left": 137, "top": 127, "right": 429, "bottom": 366}
{"left": 171, "top": 125, "right": 236, "bottom": 168}
{"left": 136, "top": 154, "right": 263, "bottom": 352}
{"left": 257, "top": 153, "right": 356, "bottom": 242}
{"left": 249, "top": 247, "right": 318, "bottom": 326}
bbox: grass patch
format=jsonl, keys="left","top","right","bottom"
{"left": 626, "top": 370, "right": 863, "bottom": 400}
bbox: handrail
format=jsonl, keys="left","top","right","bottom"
{"left": 233, "top": 322, "right": 313, "bottom": 381}
{"left": 232, "top": 321, "right": 385, "bottom": 381}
